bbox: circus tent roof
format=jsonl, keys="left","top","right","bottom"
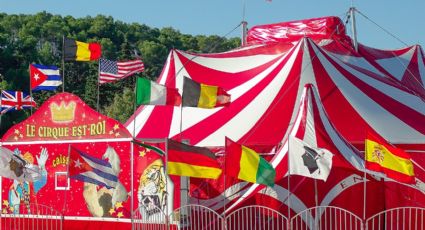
{"left": 125, "top": 16, "right": 425, "bottom": 152}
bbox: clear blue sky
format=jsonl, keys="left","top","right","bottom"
{"left": 1, "top": 0, "right": 424, "bottom": 49}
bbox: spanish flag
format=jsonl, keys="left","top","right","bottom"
{"left": 167, "top": 139, "right": 222, "bottom": 179}
{"left": 365, "top": 133, "right": 415, "bottom": 184}
{"left": 182, "top": 77, "right": 230, "bottom": 108}
{"left": 64, "top": 38, "right": 102, "bottom": 61}
{"left": 225, "top": 137, "right": 276, "bottom": 187}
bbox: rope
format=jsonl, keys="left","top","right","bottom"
{"left": 355, "top": 8, "right": 425, "bottom": 96}
{"left": 355, "top": 9, "right": 409, "bottom": 47}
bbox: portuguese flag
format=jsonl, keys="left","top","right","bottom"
{"left": 225, "top": 137, "right": 276, "bottom": 187}
{"left": 167, "top": 139, "right": 222, "bottom": 179}
{"left": 136, "top": 77, "right": 181, "bottom": 106}
{"left": 182, "top": 76, "right": 230, "bottom": 108}
{"left": 64, "top": 38, "right": 102, "bottom": 61}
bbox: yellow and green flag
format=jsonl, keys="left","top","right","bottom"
{"left": 224, "top": 137, "right": 276, "bottom": 186}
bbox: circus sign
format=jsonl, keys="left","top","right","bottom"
{"left": 2, "top": 93, "right": 131, "bottom": 142}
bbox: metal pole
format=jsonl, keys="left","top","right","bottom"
{"left": 29, "top": 64, "right": 33, "bottom": 115}
{"left": 363, "top": 169, "right": 367, "bottom": 221}
{"left": 350, "top": 7, "right": 359, "bottom": 52}
{"left": 314, "top": 179, "right": 319, "bottom": 229}
{"left": 96, "top": 60, "right": 100, "bottom": 111}
{"left": 130, "top": 142, "right": 134, "bottom": 230}
{"left": 165, "top": 138, "right": 170, "bottom": 230}
{"left": 241, "top": 21, "right": 248, "bottom": 46}
{"left": 287, "top": 146, "right": 291, "bottom": 229}
{"left": 62, "top": 36, "right": 65, "bottom": 92}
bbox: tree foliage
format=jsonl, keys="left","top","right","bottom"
{"left": 0, "top": 12, "right": 240, "bottom": 136}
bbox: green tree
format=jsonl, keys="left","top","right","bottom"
{"left": 104, "top": 87, "right": 135, "bottom": 124}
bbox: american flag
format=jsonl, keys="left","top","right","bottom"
{"left": 1, "top": 90, "right": 37, "bottom": 114}
{"left": 99, "top": 58, "right": 144, "bottom": 84}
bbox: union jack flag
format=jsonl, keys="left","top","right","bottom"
{"left": 0, "top": 90, "right": 36, "bottom": 114}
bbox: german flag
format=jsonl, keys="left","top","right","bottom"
{"left": 167, "top": 139, "right": 222, "bottom": 179}
{"left": 182, "top": 77, "right": 230, "bottom": 108}
{"left": 64, "top": 38, "right": 101, "bottom": 61}
{"left": 365, "top": 132, "right": 415, "bottom": 184}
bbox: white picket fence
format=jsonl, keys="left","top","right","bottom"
{"left": 1, "top": 204, "right": 424, "bottom": 229}
{"left": 134, "top": 205, "right": 425, "bottom": 230}
{"left": 0, "top": 204, "right": 62, "bottom": 230}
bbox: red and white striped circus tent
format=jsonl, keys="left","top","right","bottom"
{"left": 125, "top": 16, "right": 425, "bottom": 213}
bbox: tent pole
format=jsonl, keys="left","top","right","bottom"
{"left": 350, "top": 7, "right": 359, "bottom": 52}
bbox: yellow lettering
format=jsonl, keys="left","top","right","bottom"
{"left": 26, "top": 125, "right": 35, "bottom": 137}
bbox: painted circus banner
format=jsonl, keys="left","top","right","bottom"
{"left": 0, "top": 92, "right": 173, "bottom": 228}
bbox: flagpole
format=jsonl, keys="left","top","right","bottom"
{"left": 223, "top": 139, "right": 227, "bottom": 218}
{"left": 62, "top": 35, "right": 65, "bottom": 93}
{"left": 314, "top": 179, "right": 319, "bottom": 229}
{"left": 165, "top": 138, "right": 169, "bottom": 229}
{"left": 132, "top": 76, "right": 138, "bottom": 229}
{"left": 363, "top": 164, "right": 367, "bottom": 222}
{"left": 63, "top": 144, "right": 71, "bottom": 215}
{"left": 130, "top": 141, "right": 134, "bottom": 229}
{"left": 29, "top": 64, "right": 33, "bottom": 115}
{"left": 96, "top": 59, "right": 100, "bottom": 111}
{"left": 287, "top": 144, "right": 291, "bottom": 227}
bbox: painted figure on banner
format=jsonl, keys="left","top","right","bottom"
{"left": 82, "top": 146, "right": 128, "bottom": 217}
{"left": 7, "top": 148, "right": 49, "bottom": 214}
{"left": 136, "top": 145, "right": 174, "bottom": 220}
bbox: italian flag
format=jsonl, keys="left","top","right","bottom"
{"left": 136, "top": 77, "right": 181, "bottom": 106}
{"left": 225, "top": 137, "right": 276, "bottom": 187}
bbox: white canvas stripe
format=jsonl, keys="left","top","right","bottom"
{"left": 376, "top": 47, "right": 415, "bottom": 81}
{"left": 327, "top": 48, "right": 425, "bottom": 114}
{"left": 126, "top": 106, "right": 155, "bottom": 137}
{"left": 312, "top": 43, "right": 425, "bottom": 143}
{"left": 177, "top": 49, "right": 283, "bottom": 73}
{"left": 417, "top": 48, "right": 425, "bottom": 85}
{"left": 310, "top": 86, "right": 364, "bottom": 169}
{"left": 328, "top": 52, "right": 386, "bottom": 77}
{"left": 197, "top": 44, "right": 299, "bottom": 147}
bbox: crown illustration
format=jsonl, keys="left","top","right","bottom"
{"left": 50, "top": 101, "right": 76, "bottom": 122}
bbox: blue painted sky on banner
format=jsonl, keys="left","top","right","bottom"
{"left": 1, "top": 0, "right": 424, "bottom": 49}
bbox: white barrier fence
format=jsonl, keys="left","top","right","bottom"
{"left": 1, "top": 204, "right": 424, "bottom": 229}
{"left": 0, "top": 204, "right": 62, "bottom": 230}
{"left": 134, "top": 205, "right": 425, "bottom": 230}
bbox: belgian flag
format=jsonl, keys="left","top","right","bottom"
{"left": 64, "top": 38, "right": 101, "bottom": 61}
{"left": 182, "top": 76, "right": 231, "bottom": 108}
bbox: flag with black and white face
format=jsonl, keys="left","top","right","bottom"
{"left": 288, "top": 136, "right": 334, "bottom": 181}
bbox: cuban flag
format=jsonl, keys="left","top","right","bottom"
{"left": 1, "top": 90, "right": 36, "bottom": 114}
{"left": 68, "top": 146, "right": 118, "bottom": 189}
{"left": 30, "top": 64, "right": 62, "bottom": 91}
